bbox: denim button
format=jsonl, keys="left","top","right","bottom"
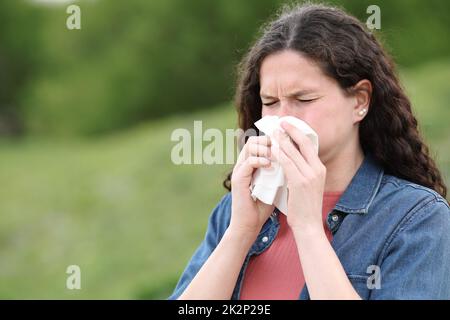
{"left": 262, "top": 236, "right": 269, "bottom": 243}
{"left": 331, "top": 214, "right": 339, "bottom": 222}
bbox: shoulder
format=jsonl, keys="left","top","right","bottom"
{"left": 378, "top": 174, "right": 449, "bottom": 210}
{"left": 375, "top": 174, "right": 450, "bottom": 238}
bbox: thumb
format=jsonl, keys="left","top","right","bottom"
{"left": 256, "top": 200, "right": 275, "bottom": 219}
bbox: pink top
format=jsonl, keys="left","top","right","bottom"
{"left": 239, "top": 191, "right": 344, "bottom": 300}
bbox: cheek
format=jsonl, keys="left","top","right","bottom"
{"left": 261, "top": 107, "right": 271, "bottom": 117}
{"left": 261, "top": 106, "right": 281, "bottom": 117}
{"left": 305, "top": 100, "right": 352, "bottom": 148}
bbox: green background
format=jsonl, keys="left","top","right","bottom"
{"left": 0, "top": 0, "right": 449, "bottom": 298}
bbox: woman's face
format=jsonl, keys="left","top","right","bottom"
{"left": 259, "top": 49, "right": 366, "bottom": 162}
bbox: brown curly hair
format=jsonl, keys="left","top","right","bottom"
{"left": 223, "top": 2, "right": 447, "bottom": 200}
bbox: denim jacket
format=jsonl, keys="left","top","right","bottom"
{"left": 169, "top": 153, "right": 450, "bottom": 300}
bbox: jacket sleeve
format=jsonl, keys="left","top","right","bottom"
{"left": 369, "top": 197, "right": 450, "bottom": 299}
{"left": 167, "top": 192, "right": 232, "bottom": 300}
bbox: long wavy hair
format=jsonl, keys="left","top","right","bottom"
{"left": 223, "top": 2, "right": 447, "bottom": 200}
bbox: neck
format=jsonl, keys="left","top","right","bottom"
{"left": 322, "top": 146, "right": 365, "bottom": 193}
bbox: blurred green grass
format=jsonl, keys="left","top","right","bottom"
{"left": 0, "top": 60, "right": 449, "bottom": 299}
{"left": 0, "top": 103, "right": 236, "bottom": 299}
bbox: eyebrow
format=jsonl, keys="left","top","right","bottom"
{"left": 260, "top": 89, "right": 317, "bottom": 99}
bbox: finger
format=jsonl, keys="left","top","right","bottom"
{"left": 280, "top": 121, "right": 319, "bottom": 167}
{"left": 234, "top": 156, "right": 272, "bottom": 184}
{"left": 271, "top": 143, "right": 305, "bottom": 187}
{"left": 246, "top": 143, "right": 271, "bottom": 159}
{"left": 273, "top": 128, "right": 309, "bottom": 176}
{"left": 236, "top": 135, "right": 272, "bottom": 168}
{"left": 247, "top": 135, "right": 272, "bottom": 147}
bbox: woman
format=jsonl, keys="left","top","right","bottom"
{"left": 169, "top": 3, "right": 450, "bottom": 300}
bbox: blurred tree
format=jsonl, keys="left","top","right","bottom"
{"left": 0, "top": 1, "right": 44, "bottom": 136}
{"left": 0, "top": 0, "right": 449, "bottom": 137}
{"left": 329, "top": 0, "right": 450, "bottom": 66}
{"left": 21, "top": 0, "right": 283, "bottom": 136}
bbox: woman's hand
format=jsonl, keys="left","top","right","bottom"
{"left": 272, "top": 121, "right": 326, "bottom": 233}
{"left": 229, "top": 136, "right": 275, "bottom": 238}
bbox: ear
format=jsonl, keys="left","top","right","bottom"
{"left": 351, "top": 79, "right": 372, "bottom": 124}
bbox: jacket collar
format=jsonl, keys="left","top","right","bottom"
{"left": 334, "top": 152, "right": 384, "bottom": 215}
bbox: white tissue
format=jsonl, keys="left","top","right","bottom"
{"left": 250, "top": 116, "right": 319, "bottom": 215}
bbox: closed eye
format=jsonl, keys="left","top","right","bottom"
{"left": 297, "top": 98, "right": 317, "bottom": 103}
{"left": 262, "top": 101, "right": 278, "bottom": 106}
{"left": 262, "top": 98, "right": 318, "bottom": 106}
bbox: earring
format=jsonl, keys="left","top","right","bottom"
{"left": 358, "top": 108, "right": 367, "bottom": 116}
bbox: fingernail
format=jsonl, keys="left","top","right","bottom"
{"left": 276, "top": 128, "right": 288, "bottom": 139}
{"left": 274, "top": 128, "right": 282, "bottom": 138}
